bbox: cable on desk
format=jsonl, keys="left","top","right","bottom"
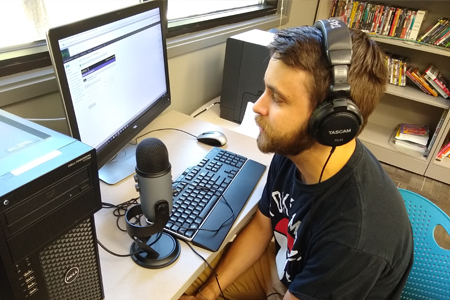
{"left": 97, "top": 232, "right": 162, "bottom": 258}
{"left": 102, "top": 197, "right": 140, "bottom": 232}
{"left": 192, "top": 101, "right": 220, "bottom": 118}
{"left": 100, "top": 197, "right": 164, "bottom": 257}
{"left": 133, "top": 127, "right": 197, "bottom": 144}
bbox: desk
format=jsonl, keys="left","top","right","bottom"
{"left": 95, "top": 110, "right": 273, "bottom": 300}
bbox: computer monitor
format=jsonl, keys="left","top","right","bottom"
{"left": 46, "top": 0, "right": 170, "bottom": 184}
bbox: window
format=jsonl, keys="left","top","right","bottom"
{"left": 0, "top": 0, "right": 278, "bottom": 50}
{"left": 0, "top": 0, "right": 286, "bottom": 79}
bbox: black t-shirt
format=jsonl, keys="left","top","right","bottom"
{"left": 259, "top": 139, "right": 413, "bottom": 300}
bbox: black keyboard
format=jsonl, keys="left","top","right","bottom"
{"left": 165, "top": 147, "right": 266, "bottom": 252}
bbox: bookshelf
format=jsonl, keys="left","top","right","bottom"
{"left": 316, "top": 0, "right": 450, "bottom": 184}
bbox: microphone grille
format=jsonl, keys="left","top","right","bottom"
{"left": 136, "top": 138, "right": 170, "bottom": 173}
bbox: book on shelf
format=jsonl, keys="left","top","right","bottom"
{"left": 329, "top": 1, "right": 428, "bottom": 41}
{"left": 399, "top": 9, "right": 413, "bottom": 39}
{"left": 425, "top": 110, "right": 448, "bottom": 157}
{"left": 424, "top": 74, "right": 449, "bottom": 98}
{"left": 416, "top": 17, "right": 450, "bottom": 48}
{"left": 424, "top": 64, "right": 450, "bottom": 97}
{"left": 395, "top": 139, "right": 428, "bottom": 155}
{"left": 408, "top": 67, "right": 439, "bottom": 97}
{"left": 405, "top": 68, "right": 432, "bottom": 95}
{"left": 407, "top": 9, "right": 427, "bottom": 40}
{"left": 391, "top": 126, "right": 427, "bottom": 155}
{"left": 395, "top": 123, "right": 430, "bottom": 146}
{"left": 436, "top": 140, "right": 450, "bottom": 161}
{"left": 435, "top": 28, "right": 450, "bottom": 46}
{"left": 385, "top": 53, "right": 408, "bottom": 86}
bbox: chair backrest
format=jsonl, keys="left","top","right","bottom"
{"left": 399, "top": 188, "right": 450, "bottom": 300}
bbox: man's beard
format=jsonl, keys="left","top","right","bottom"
{"left": 255, "top": 115, "right": 316, "bottom": 156}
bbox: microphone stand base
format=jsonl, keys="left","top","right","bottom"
{"left": 130, "top": 232, "right": 180, "bottom": 269}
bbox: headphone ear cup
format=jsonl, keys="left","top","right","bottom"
{"left": 309, "top": 99, "right": 363, "bottom": 147}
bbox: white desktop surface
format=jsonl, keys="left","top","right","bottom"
{"left": 95, "top": 110, "right": 272, "bottom": 300}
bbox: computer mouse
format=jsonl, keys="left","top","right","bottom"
{"left": 196, "top": 131, "right": 227, "bottom": 147}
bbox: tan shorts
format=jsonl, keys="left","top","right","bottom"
{"left": 184, "top": 241, "right": 287, "bottom": 300}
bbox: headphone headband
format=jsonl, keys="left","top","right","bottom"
{"left": 308, "top": 19, "right": 363, "bottom": 147}
{"left": 314, "top": 19, "right": 353, "bottom": 99}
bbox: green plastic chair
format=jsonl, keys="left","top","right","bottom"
{"left": 399, "top": 188, "right": 450, "bottom": 300}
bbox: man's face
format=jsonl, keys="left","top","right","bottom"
{"left": 253, "top": 58, "right": 316, "bottom": 156}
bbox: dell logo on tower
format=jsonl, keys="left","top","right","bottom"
{"left": 329, "top": 129, "right": 351, "bottom": 135}
{"left": 64, "top": 267, "right": 79, "bottom": 284}
{"left": 328, "top": 19, "right": 342, "bottom": 29}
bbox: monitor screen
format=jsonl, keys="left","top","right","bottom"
{"left": 47, "top": 0, "right": 170, "bottom": 184}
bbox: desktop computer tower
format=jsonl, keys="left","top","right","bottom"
{"left": 0, "top": 109, "right": 104, "bottom": 300}
{"left": 220, "top": 29, "right": 274, "bottom": 124}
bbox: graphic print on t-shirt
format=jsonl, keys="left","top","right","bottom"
{"left": 271, "top": 191, "right": 302, "bottom": 283}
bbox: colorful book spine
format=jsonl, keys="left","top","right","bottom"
{"left": 405, "top": 10, "right": 417, "bottom": 39}
{"left": 410, "top": 68, "right": 438, "bottom": 97}
{"left": 394, "top": 8, "right": 407, "bottom": 37}
{"left": 436, "top": 141, "right": 450, "bottom": 160}
{"left": 435, "top": 26, "right": 450, "bottom": 45}
{"left": 348, "top": 1, "right": 359, "bottom": 27}
{"left": 400, "top": 9, "right": 412, "bottom": 39}
{"left": 408, "top": 9, "right": 428, "bottom": 40}
{"left": 418, "top": 18, "right": 444, "bottom": 42}
{"left": 426, "top": 18, "right": 450, "bottom": 44}
{"left": 405, "top": 69, "right": 432, "bottom": 95}
{"left": 329, "top": 0, "right": 339, "bottom": 17}
{"left": 425, "top": 65, "right": 450, "bottom": 97}
{"left": 354, "top": 2, "right": 367, "bottom": 29}
{"left": 377, "top": 5, "right": 390, "bottom": 34}
{"left": 389, "top": 7, "right": 402, "bottom": 36}
{"left": 382, "top": 7, "right": 396, "bottom": 36}
{"left": 424, "top": 74, "right": 449, "bottom": 98}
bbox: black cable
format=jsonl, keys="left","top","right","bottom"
{"left": 97, "top": 239, "right": 142, "bottom": 257}
{"left": 299, "top": 146, "right": 337, "bottom": 260}
{"left": 97, "top": 232, "right": 162, "bottom": 258}
{"left": 102, "top": 197, "right": 140, "bottom": 232}
{"left": 192, "top": 101, "right": 220, "bottom": 118}
{"left": 133, "top": 127, "right": 197, "bottom": 144}
{"left": 265, "top": 292, "right": 283, "bottom": 299}
{"left": 317, "top": 146, "right": 336, "bottom": 184}
{"left": 100, "top": 196, "right": 165, "bottom": 257}
{"left": 182, "top": 240, "right": 228, "bottom": 300}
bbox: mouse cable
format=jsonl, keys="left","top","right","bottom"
{"left": 132, "top": 127, "right": 197, "bottom": 144}
{"left": 192, "top": 101, "right": 220, "bottom": 118}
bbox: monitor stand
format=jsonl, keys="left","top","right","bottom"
{"left": 98, "top": 143, "right": 137, "bottom": 185}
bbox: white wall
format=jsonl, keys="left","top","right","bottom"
{"left": 167, "top": 0, "right": 318, "bottom": 115}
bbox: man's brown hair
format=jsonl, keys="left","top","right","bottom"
{"left": 268, "top": 25, "right": 388, "bottom": 131}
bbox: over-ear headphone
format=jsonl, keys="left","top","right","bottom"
{"left": 309, "top": 19, "right": 363, "bottom": 147}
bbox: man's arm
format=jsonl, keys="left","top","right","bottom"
{"left": 284, "top": 291, "right": 300, "bottom": 300}
{"left": 179, "top": 208, "right": 273, "bottom": 300}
